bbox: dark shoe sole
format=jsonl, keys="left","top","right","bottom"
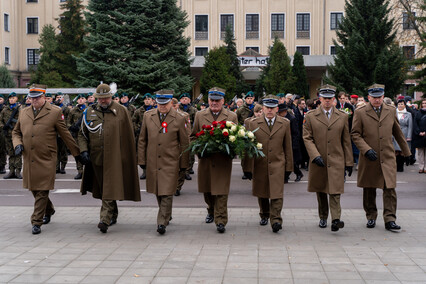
{"left": 98, "top": 222, "right": 108, "bottom": 233}
{"left": 216, "top": 225, "right": 226, "bottom": 233}
{"left": 272, "top": 223, "right": 282, "bottom": 233}
{"left": 331, "top": 221, "right": 344, "bottom": 232}
{"left": 157, "top": 225, "right": 166, "bottom": 235}
{"left": 32, "top": 226, "right": 41, "bottom": 234}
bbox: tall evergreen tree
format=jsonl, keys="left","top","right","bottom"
{"left": 292, "top": 51, "right": 309, "bottom": 98}
{"left": 223, "top": 25, "right": 247, "bottom": 97}
{"left": 30, "top": 24, "right": 66, "bottom": 87}
{"left": 409, "top": 1, "right": 426, "bottom": 96}
{"left": 325, "top": 0, "right": 406, "bottom": 97}
{"left": 261, "top": 38, "right": 297, "bottom": 95}
{"left": 56, "top": 0, "right": 86, "bottom": 86}
{"left": 200, "top": 46, "right": 236, "bottom": 102}
{"left": 76, "top": 0, "right": 192, "bottom": 94}
{"left": 0, "top": 65, "right": 16, "bottom": 88}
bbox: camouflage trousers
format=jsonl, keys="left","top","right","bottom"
{"left": 56, "top": 137, "right": 68, "bottom": 170}
{"left": 5, "top": 136, "right": 22, "bottom": 171}
{"left": 0, "top": 134, "right": 6, "bottom": 168}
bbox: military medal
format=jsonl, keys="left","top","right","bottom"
{"left": 162, "top": 122, "right": 168, "bottom": 133}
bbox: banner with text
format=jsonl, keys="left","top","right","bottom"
{"left": 238, "top": 56, "right": 269, "bottom": 67}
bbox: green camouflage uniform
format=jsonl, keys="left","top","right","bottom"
{"left": 236, "top": 102, "right": 255, "bottom": 125}
{"left": 56, "top": 105, "right": 70, "bottom": 172}
{"left": 0, "top": 104, "right": 22, "bottom": 173}
{"left": 0, "top": 104, "right": 6, "bottom": 172}
{"left": 67, "top": 104, "right": 86, "bottom": 174}
{"left": 179, "top": 104, "right": 197, "bottom": 172}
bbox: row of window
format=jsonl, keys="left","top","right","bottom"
{"left": 3, "top": 47, "right": 39, "bottom": 66}
{"left": 2, "top": 15, "right": 39, "bottom": 34}
{"left": 195, "top": 13, "right": 343, "bottom": 40}
{"left": 194, "top": 45, "right": 416, "bottom": 58}
{"left": 26, "top": 0, "right": 67, "bottom": 2}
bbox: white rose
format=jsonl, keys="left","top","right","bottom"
{"left": 247, "top": 131, "right": 254, "bottom": 139}
{"left": 229, "top": 135, "right": 236, "bottom": 142}
{"left": 256, "top": 143, "right": 262, "bottom": 149}
{"left": 230, "top": 125, "right": 237, "bottom": 132}
{"left": 238, "top": 129, "right": 245, "bottom": 137}
{"left": 226, "top": 121, "right": 234, "bottom": 127}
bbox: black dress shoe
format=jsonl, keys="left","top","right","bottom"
{"left": 259, "top": 218, "right": 268, "bottom": 226}
{"left": 15, "top": 171, "right": 22, "bottom": 179}
{"left": 157, "top": 225, "right": 166, "bottom": 235}
{"left": 0, "top": 167, "right": 5, "bottom": 174}
{"left": 319, "top": 219, "right": 327, "bottom": 228}
{"left": 74, "top": 173, "right": 82, "bottom": 180}
{"left": 174, "top": 189, "right": 181, "bottom": 196}
{"left": 216, "top": 223, "right": 226, "bottom": 233}
{"left": 110, "top": 219, "right": 117, "bottom": 226}
{"left": 56, "top": 169, "right": 60, "bottom": 174}
{"left": 3, "top": 171, "right": 16, "bottom": 179}
{"left": 97, "top": 222, "right": 108, "bottom": 233}
{"left": 205, "top": 214, "right": 214, "bottom": 223}
{"left": 189, "top": 169, "right": 194, "bottom": 174}
{"left": 32, "top": 225, "right": 41, "bottom": 234}
{"left": 60, "top": 168, "right": 66, "bottom": 174}
{"left": 295, "top": 173, "right": 303, "bottom": 182}
{"left": 185, "top": 173, "right": 192, "bottom": 180}
{"left": 140, "top": 173, "right": 146, "bottom": 180}
{"left": 385, "top": 221, "right": 401, "bottom": 231}
{"left": 331, "top": 219, "right": 344, "bottom": 232}
{"left": 272, "top": 223, "right": 282, "bottom": 233}
{"left": 43, "top": 210, "right": 55, "bottom": 224}
{"left": 242, "top": 175, "right": 248, "bottom": 180}
{"left": 366, "top": 219, "right": 376, "bottom": 228}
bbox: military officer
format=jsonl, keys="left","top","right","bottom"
{"left": 351, "top": 84, "right": 411, "bottom": 231}
{"left": 303, "top": 85, "right": 353, "bottom": 231}
{"left": 0, "top": 94, "right": 6, "bottom": 174}
{"left": 45, "top": 93, "right": 53, "bottom": 104}
{"left": 54, "top": 92, "right": 70, "bottom": 174}
{"left": 179, "top": 93, "right": 197, "bottom": 178}
{"left": 172, "top": 98, "right": 192, "bottom": 196}
{"left": 0, "top": 92, "right": 23, "bottom": 179}
{"left": 190, "top": 87, "right": 238, "bottom": 233}
{"left": 243, "top": 96, "right": 293, "bottom": 233}
{"left": 67, "top": 94, "right": 87, "bottom": 179}
{"left": 112, "top": 93, "right": 120, "bottom": 103}
{"left": 236, "top": 91, "right": 256, "bottom": 125}
{"left": 78, "top": 84, "right": 141, "bottom": 234}
{"left": 138, "top": 90, "right": 189, "bottom": 234}
{"left": 87, "top": 92, "right": 95, "bottom": 106}
{"left": 133, "top": 93, "right": 156, "bottom": 179}
{"left": 120, "top": 92, "right": 136, "bottom": 117}
{"left": 12, "top": 85, "right": 80, "bottom": 234}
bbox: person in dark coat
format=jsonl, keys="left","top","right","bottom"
{"left": 412, "top": 99, "right": 426, "bottom": 173}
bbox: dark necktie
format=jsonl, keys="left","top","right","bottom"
{"left": 268, "top": 119, "right": 273, "bottom": 131}
{"left": 326, "top": 111, "right": 330, "bottom": 120}
{"left": 374, "top": 107, "right": 381, "bottom": 118}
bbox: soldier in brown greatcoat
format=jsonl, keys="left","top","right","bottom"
{"left": 303, "top": 85, "right": 353, "bottom": 231}
{"left": 78, "top": 84, "right": 141, "bottom": 234}
{"left": 12, "top": 85, "right": 80, "bottom": 234}
{"left": 138, "top": 91, "right": 189, "bottom": 235}
{"left": 243, "top": 95, "right": 293, "bottom": 233}
{"left": 351, "top": 84, "right": 411, "bottom": 231}
{"left": 190, "top": 87, "right": 238, "bottom": 233}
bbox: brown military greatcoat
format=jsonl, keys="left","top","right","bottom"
{"left": 351, "top": 103, "right": 411, "bottom": 189}
{"left": 12, "top": 103, "right": 80, "bottom": 190}
{"left": 303, "top": 107, "right": 353, "bottom": 194}
{"left": 190, "top": 108, "right": 238, "bottom": 195}
{"left": 243, "top": 115, "right": 293, "bottom": 199}
{"left": 138, "top": 108, "right": 189, "bottom": 196}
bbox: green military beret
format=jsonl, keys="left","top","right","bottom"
{"left": 76, "top": 93, "right": 87, "bottom": 99}
{"left": 87, "top": 92, "right": 94, "bottom": 97}
{"left": 244, "top": 91, "right": 255, "bottom": 98}
{"left": 8, "top": 92, "right": 17, "bottom": 98}
{"left": 179, "top": 93, "right": 191, "bottom": 99}
{"left": 276, "top": 93, "right": 285, "bottom": 98}
{"left": 0, "top": 94, "right": 5, "bottom": 99}
{"left": 120, "top": 92, "right": 129, "bottom": 98}
{"left": 45, "top": 93, "right": 52, "bottom": 98}
{"left": 143, "top": 93, "right": 153, "bottom": 99}
{"left": 112, "top": 93, "right": 119, "bottom": 99}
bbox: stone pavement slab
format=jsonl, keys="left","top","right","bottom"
{"left": 1, "top": 206, "right": 426, "bottom": 283}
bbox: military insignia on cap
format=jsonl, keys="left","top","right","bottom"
{"left": 318, "top": 84, "right": 337, "bottom": 98}
{"left": 367, "top": 83, "right": 385, "bottom": 97}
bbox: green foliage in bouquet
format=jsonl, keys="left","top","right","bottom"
{"left": 189, "top": 120, "right": 265, "bottom": 159}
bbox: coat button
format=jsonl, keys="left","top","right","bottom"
{"left": 328, "top": 128, "right": 330, "bottom": 130}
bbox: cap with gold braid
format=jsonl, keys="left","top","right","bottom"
{"left": 28, "top": 84, "right": 47, "bottom": 98}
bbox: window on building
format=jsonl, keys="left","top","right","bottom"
{"left": 246, "top": 47, "right": 259, "bottom": 52}
{"left": 220, "top": 14, "right": 234, "bottom": 39}
{"left": 60, "top": 0, "right": 67, "bottom": 2}
{"left": 271, "top": 13, "right": 285, "bottom": 39}
{"left": 296, "top": 46, "right": 310, "bottom": 55}
{"left": 330, "top": 46, "right": 336, "bottom": 55}
{"left": 26, "top": 0, "right": 38, "bottom": 2}
{"left": 296, "top": 13, "right": 310, "bottom": 39}
{"left": 4, "top": 14, "right": 9, "bottom": 32}
{"left": 27, "top": 18, "right": 38, "bottom": 34}
{"left": 330, "top": 12, "right": 343, "bottom": 30}
{"left": 246, "top": 14, "right": 259, "bottom": 39}
{"left": 27, "top": 49, "right": 40, "bottom": 67}
{"left": 5, "top": 48, "right": 10, "bottom": 65}
{"left": 195, "top": 47, "right": 208, "bottom": 56}
{"left": 403, "top": 46, "right": 415, "bottom": 60}
{"left": 195, "top": 15, "right": 208, "bottom": 40}
{"left": 403, "top": 12, "right": 416, "bottom": 30}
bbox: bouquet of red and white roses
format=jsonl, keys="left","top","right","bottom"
{"left": 189, "top": 120, "right": 265, "bottom": 159}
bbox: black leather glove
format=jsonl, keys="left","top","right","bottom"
{"left": 243, "top": 172, "right": 253, "bottom": 180}
{"left": 140, "top": 165, "right": 146, "bottom": 170}
{"left": 312, "top": 156, "right": 325, "bottom": 167}
{"left": 69, "top": 125, "right": 79, "bottom": 133}
{"left": 15, "top": 144, "right": 24, "bottom": 155}
{"left": 345, "top": 166, "right": 353, "bottom": 177}
{"left": 180, "top": 168, "right": 186, "bottom": 172}
{"left": 365, "top": 149, "right": 378, "bottom": 161}
{"left": 3, "top": 125, "right": 10, "bottom": 131}
{"left": 80, "top": 151, "right": 90, "bottom": 165}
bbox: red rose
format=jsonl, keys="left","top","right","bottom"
{"left": 205, "top": 125, "right": 212, "bottom": 130}
{"left": 196, "top": 132, "right": 200, "bottom": 138}
{"left": 202, "top": 124, "right": 207, "bottom": 129}
{"left": 220, "top": 120, "right": 226, "bottom": 125}
{"left": 209, "top": 130, "right": 214, "bottom": 136}
{"left": 199, "top": 130, "right": 205, "bottom": 136}
{"left": 223, "top": 131, "right": 229, "bottom": 137}
{"left": 220, "top": 124, "right": 225, "bottom": 129}
{"left": 212, "top": 121, "right": 218, "bottom": 127}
